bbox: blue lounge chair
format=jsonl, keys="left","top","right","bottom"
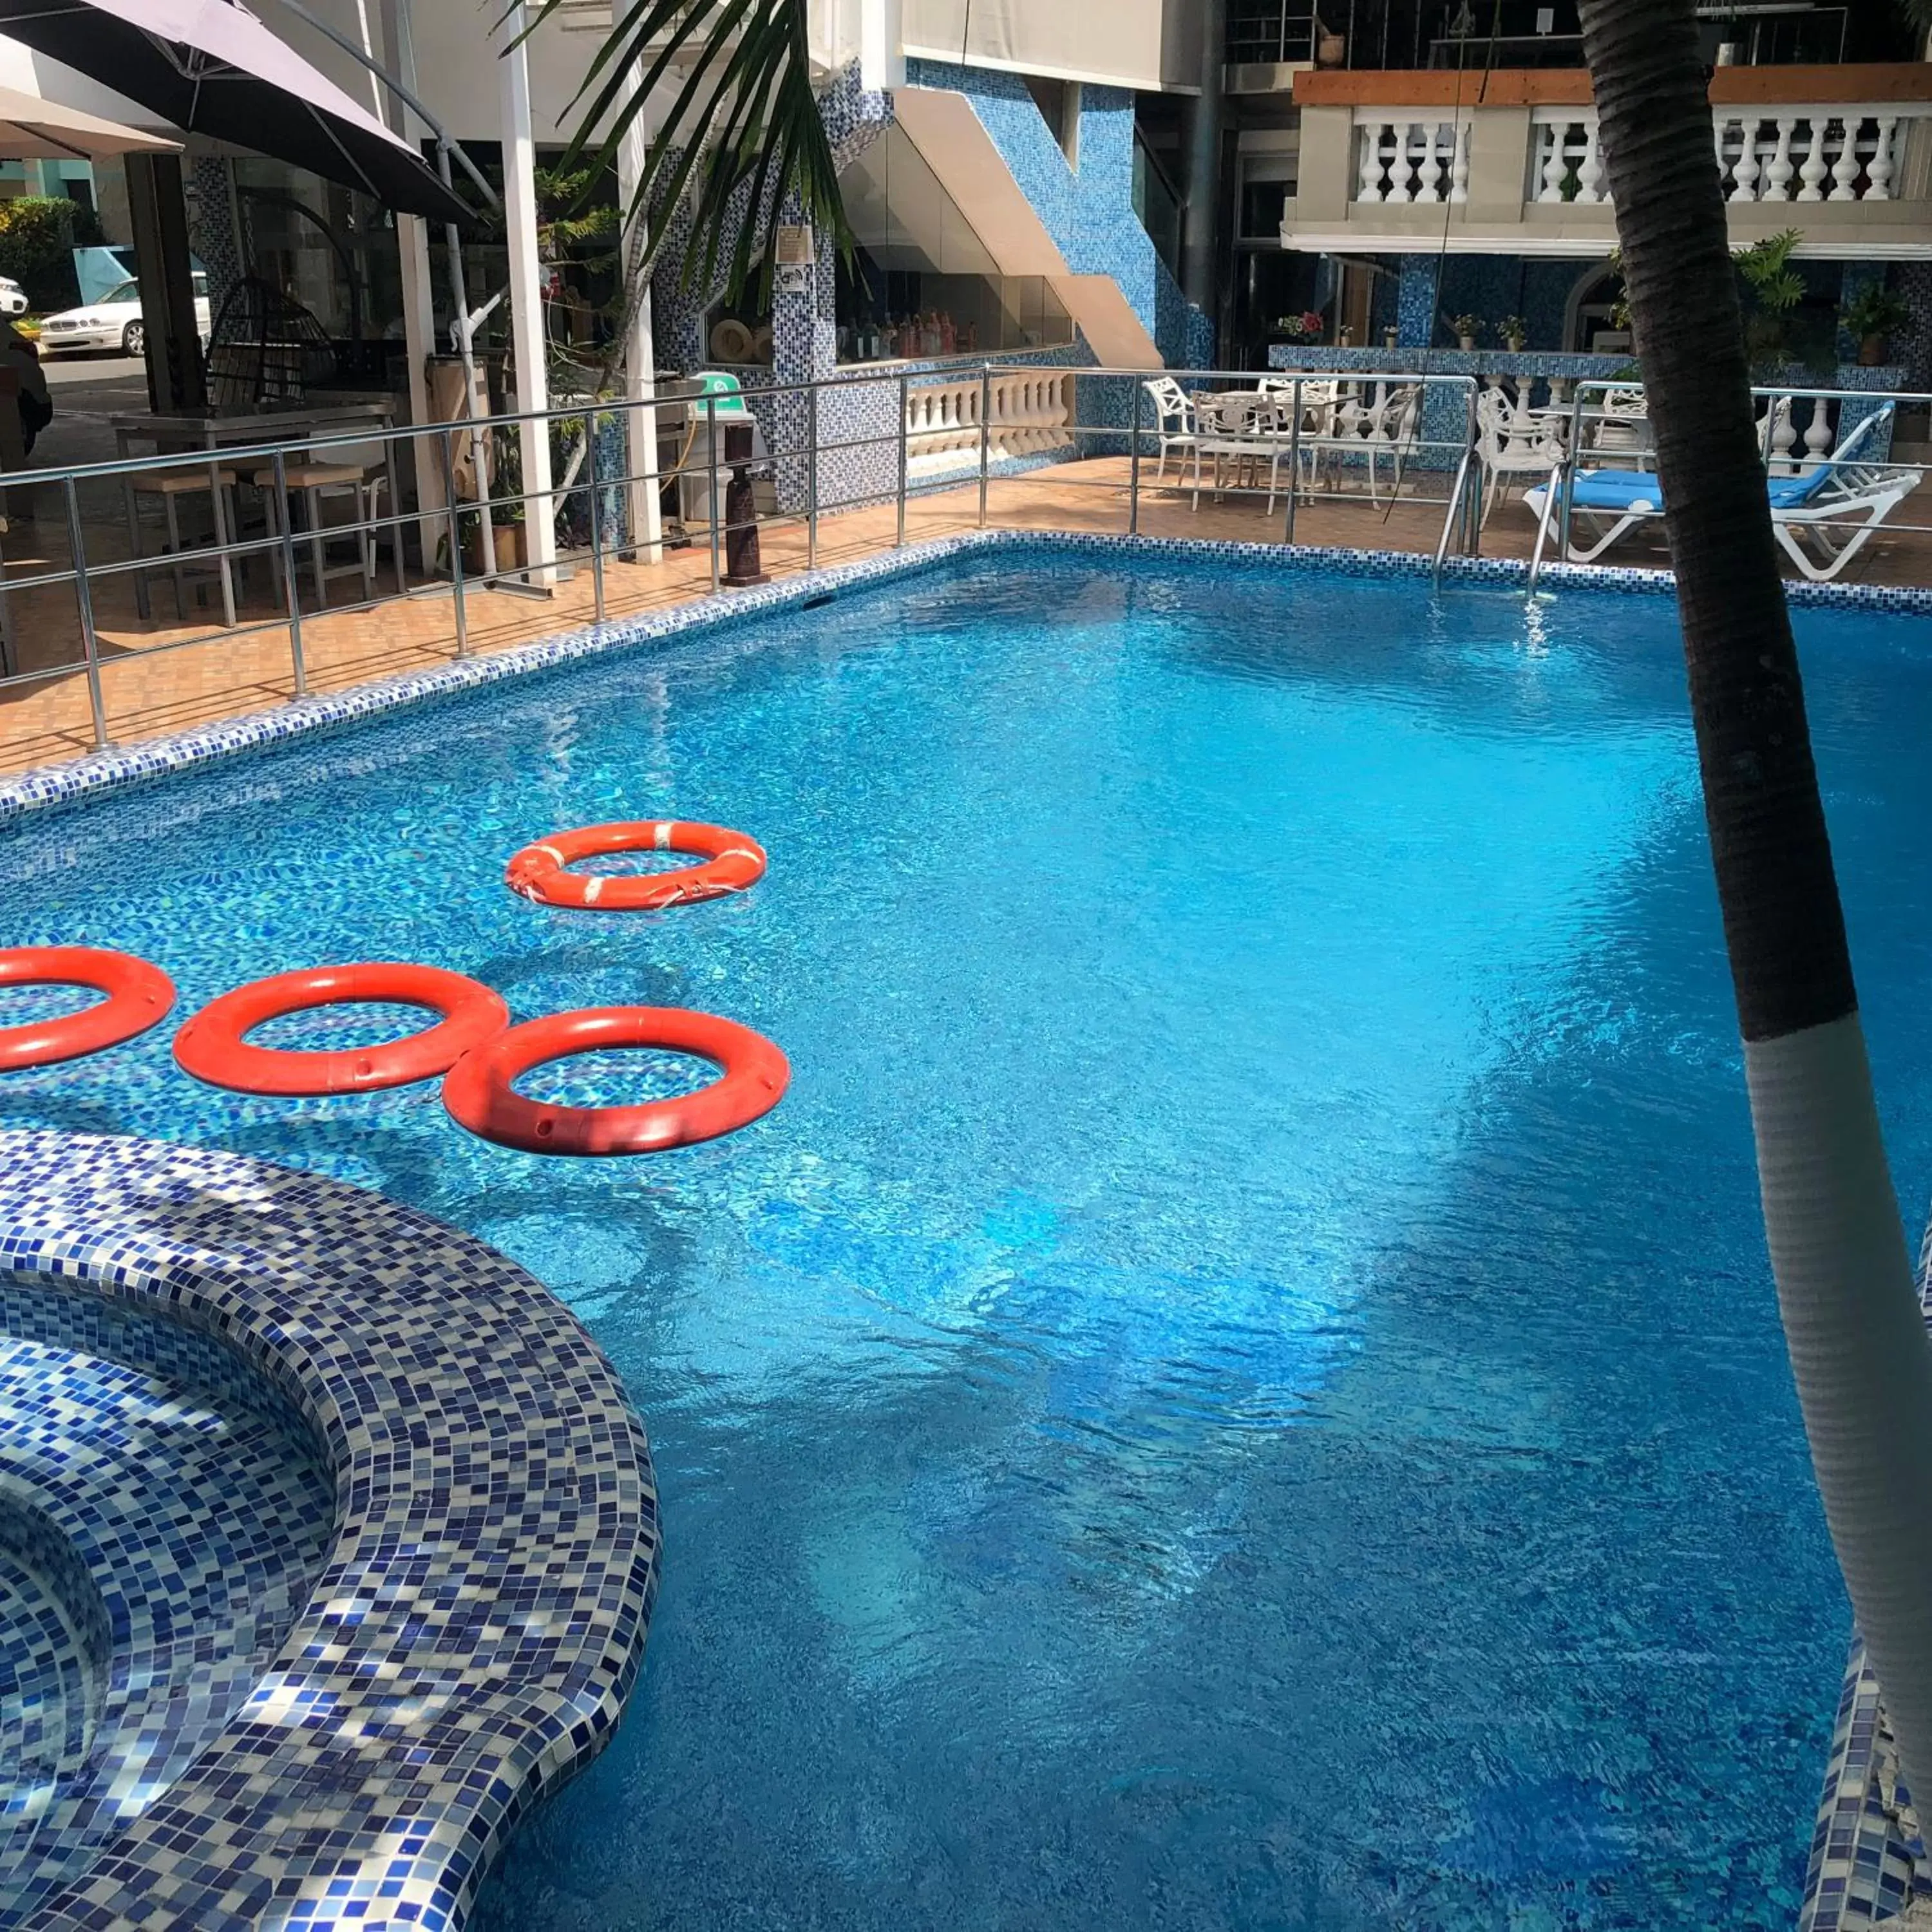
{"left": 1522, "top": 404, "right": 1921, "bottom": 582}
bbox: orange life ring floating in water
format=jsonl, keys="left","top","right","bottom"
{"left": 173, "top": 963, "right": 510, "bottom": 1096}
{"left": 505, "top": 820, "right": 767, "bottom": 912}
{"left": 442, "top": 1006, "right": 788, "bottom": 1155}
{"left": 0, "top": 946, "right": 175, "bottom": 1071}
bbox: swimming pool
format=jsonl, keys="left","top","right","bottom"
{"left": 3, "top": 542, "right": 1930, "bottom": 1929}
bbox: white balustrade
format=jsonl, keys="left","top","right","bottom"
{"left": 1352, "top": 118, "right": 1469, "bottom": 204}
{"left": 902, "top": 370, "right": 1074, "bottom": 469}
{"left": 1524, "top": 104, "right": 1924, "bottom": 207}
{"left": 1530, "top": 118, "right": 1609, "bottom": 205}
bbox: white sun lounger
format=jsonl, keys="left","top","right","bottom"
{"left": 1522, "top": 404, "right": 1921, "bottom": 583}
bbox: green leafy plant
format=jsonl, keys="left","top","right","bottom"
{"left": 1498, "top": 313, "right": 1528, "bottom": 346}
{"left": 0, "top": 196, "right": 105, "bottom": 311}
{"left": 1732, "top": 227, "right": 1811, "bottom": 370}
{"left": 488, "top": 423, "right": 524, "bottom": 528}
{"left": 522, "top": 0, "right": 849, "bottom": 309}
{"left": 1448, "top": 312, "right": 1483, "bottom": 341}
{"left": 1842, "top": 280, "right": 1909, "bottom": 345}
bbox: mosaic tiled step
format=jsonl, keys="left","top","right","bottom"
{"left": 0, "top": 1132, "right": 659, "bottom": 1932}
{"left": 0, "top": 1310, "right": 335, "bottom": 1927}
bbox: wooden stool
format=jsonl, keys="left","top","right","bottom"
{"left": 132, "top": 467, "right": 239, "bottom": 627}
{"left": 252, "top": 458, "right": 388, "bottom": 609}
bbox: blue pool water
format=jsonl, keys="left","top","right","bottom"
{"left": 3, "top": 550, "right": 1930, "bottom": 1929}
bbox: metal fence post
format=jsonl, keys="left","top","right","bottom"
{"left": 63, "top": 478, "right": 109, "bottom": 752}
{"left": 706, "top": 395, "right": 721, "bottom": 593}
{"left": 1128, "top": 374, "right": 1142, "bottom": 536}
{"left": 977, "top": 363, "right": 992, "bottom": 527}
{"left": 1284, "top": 375, "right": 1303, "bottom": 545}
{"left": 437, "top": 427, "right": 468, "bottom": 658}
{"left": 584, "top": 407, "right": 606, "bottom": 623}
{"left": 270, "top": 448, "right": 308, "bottom": 695}
{"left": 807, "top": 381, "right": 820, "bottom": 570}
{"left": 896, "top": 372, "right": 909, "bottom": 548}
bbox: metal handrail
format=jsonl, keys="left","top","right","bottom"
{"left": 10, "top": 361, "right": 1924, "bottom": 766}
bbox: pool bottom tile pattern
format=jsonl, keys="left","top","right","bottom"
{"left": 0, "top": 1131, "right": 659, "bottom": 1931}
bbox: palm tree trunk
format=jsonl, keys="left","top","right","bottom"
{"left": 1578, "top": 0, "right": 1932, "bottom": 1784}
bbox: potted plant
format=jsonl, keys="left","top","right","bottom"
{"left": 486, "top": 423, "right": 527, "bottom": 573}
{"left": 1316, "top": 25, "right": 1346, "bottom": 64}
{"left": 1842, "top": 281, "right": 1910, "bottom": 368}
{"left": 1273, "top": 308, "right": 1327, "bottom": 345}
{"left": 1499, "top": 314, "right": 1528, "bottom": 352}
{"left": 1448, "top": 313, "right": 1482, "bottom": 351}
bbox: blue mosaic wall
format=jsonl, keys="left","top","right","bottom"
{"left": 902, "top": 59, "right": 1199, "bottom": 369}
{"left": 0, "top": 1132, "right": 659, "bottom": 1931}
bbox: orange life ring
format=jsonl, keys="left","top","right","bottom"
{"left": 505, "top": 820, "right": 767, "bottom": 912}
{"left": 174, "top": 963, "right": 510, "bottom": 1096}
{"left": 0, "top": 946, "right": 176, "bottom": 1071}
{"left": 442, "top": 1005, "right": 789, "bottom": 1155}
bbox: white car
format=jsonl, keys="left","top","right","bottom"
{"left": 39, "top": 272, "right": 211, "bottom": 355}
{"left": 0, "top": 278, "right": 26, "bottom": 317}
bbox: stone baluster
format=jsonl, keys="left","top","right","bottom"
{"left": 1768, "top": 396, "right": 1798, "bottom": 476}
{"left": 1828, "top": 118, "right": 1860, "bottom": 200}
{"left": 1796, "top": 117, "right": 1829, "bottom": 200}
{"left": 1356, "top": 120, "right": 1386, "bottom": 202}
{"left": 1803, "top": 397, "right": 1835, "bottom": 468}
{"left": 1391, "top": 121, "right": 1420, "bottom": 203}
{"left": 1417, "top": 122, "right": 1444, "bottom": 201}
{"left": 1868, "top": 115, "right": 1899, "bottom": 200}
{"left": 1763, "top": 117, "right": 1797, "bottom": 201}
{"left": 1712, "top": 117, "right": 1731, "bottom": 196}
{"left": 1537, "top": 122, "right": 1569, "bottom": 202}
{"left": 1450, "top": 120, "right": 1471, "bottom": 203}
{"left": 1728, "top": 118, "right": 1761, "bottom": 201}
{"left": 1576, "top": 120, "right": 1605, "bottom": 204}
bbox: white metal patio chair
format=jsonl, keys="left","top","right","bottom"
{"left": 1189, "top": 391, "right": 1293, "bottom": 512}
{"left": 1473, "top": 387, "right": 1567, "bottom": 528}
{"left": 1522, "top": 404, "right": 1919, "bottom": 581}
{"left": 1312, "top": 382, "right": 1420, "bottom": 504}
{"left": 1142, "top": 377, "right": 1198, "bottom": 480}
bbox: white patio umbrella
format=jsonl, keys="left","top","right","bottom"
{"left": 0, "top": 0, "right": 473, "bottom": 221}
{"left": 0, "top": 79, "right": 178, "bottom": 155}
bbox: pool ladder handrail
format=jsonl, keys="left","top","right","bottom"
{"left": 1526, "top": 455, "right": 1569, "bottom": 596}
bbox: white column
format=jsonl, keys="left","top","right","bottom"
{"left": 859, "top": 0, "right": 904, "bottom": 90}
{"left": 498, "top": 0, "right": 556, "bottom": 580}
{"left": 617, "top": 64, "right": 661, "bottom": 565}
{"left": 381, "top": 0, "right": 443, "bottom": 565}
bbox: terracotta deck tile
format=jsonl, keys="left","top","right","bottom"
{"left": 5, "top": 456, "right": 1930, "bottom": 781}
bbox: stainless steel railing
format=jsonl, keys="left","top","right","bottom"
{"left": 29, "top": 361, "right": 1924, "bottom": 761}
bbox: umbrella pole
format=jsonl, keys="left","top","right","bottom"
{"left": 436, "top": 137, "right": 488, "bottom": 558}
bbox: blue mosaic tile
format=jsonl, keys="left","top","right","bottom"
{"left": 1795, "top": 1209, "right": 1932, "bottom": 1931}
{"left": 3, "top": 527, "right": 1927, "bottom": 831}
{"left": 0, "top": 1132, "right": 659, "bottom": 1930}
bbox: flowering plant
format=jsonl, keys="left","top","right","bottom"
{"left": 1274, "top": 308, "right": 1326, "bottom": 342}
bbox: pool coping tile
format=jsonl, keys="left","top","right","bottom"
{"left": 0, "top": 1130, "right": 659, "bottom": 1931}
{"left": 2, "top": 529, "right": 1926, "bottom": 830}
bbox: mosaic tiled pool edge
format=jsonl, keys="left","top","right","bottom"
{"left": 3, "top": 528, "right": 1927, "bottom": 830}
{"left": 0, "top": 1130, "right": 660, "bottom": 1932}
{"left": 1797, "top": 1211, "right": 1932, "bottom": 1932}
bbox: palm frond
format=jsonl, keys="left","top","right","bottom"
{"left": 517, "top": 0, "right": 849, "bottom": 307}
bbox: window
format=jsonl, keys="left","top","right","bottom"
{"left": 1238, "top": 155, "right": 1295, "bottom": 240}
